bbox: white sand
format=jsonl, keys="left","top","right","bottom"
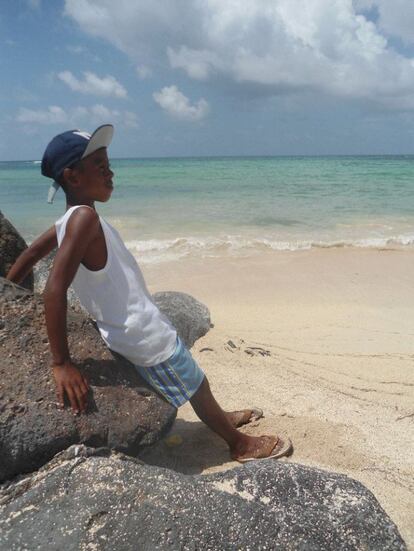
{"left": 139, "top": 248, "right": 414, "bottom": 546}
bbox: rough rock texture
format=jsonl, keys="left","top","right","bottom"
{"left": 0, "top": 211, "right": 33, "bottom": 291}
{"left": 33, "top": 249, "right": 55, "bottom": 292}
{"left": 0, "top": 445, "right": 406, "bottom": 551}
{"left": 153, "top": 291, "right": 212, "bottom": 348}
{"left": 0, "top": 278, "right": 176, "bottom": 483}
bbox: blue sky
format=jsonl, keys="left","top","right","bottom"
{"left": 1, "top": 0, "right": 414, "bottom": 160}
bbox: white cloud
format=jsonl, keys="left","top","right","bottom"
{"left": 353, "top": 1, "right": 414, "bottom": 44}
{"left": 58, "top": 71, "right": 127, "bottom": 98}
{"left": 167, "top": 47, "right": 221, "bottom": 80}
{"left": 17, "top": 106, "right": 67, "bottom": 124}
{"left": 64, "top": 0, "right": 414, "bottom": 109}
{"left": 153, "top": 85, "right": 209, "bottom": 121}
{"left": 377, "top": 1, "right": 414, "bottom": 45}
{"left": 16, "top": 104, "right": 137, "bottom": 127}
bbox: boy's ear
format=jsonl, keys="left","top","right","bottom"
{"left": 62, "top": 167, "right": 80, "bottom": 188}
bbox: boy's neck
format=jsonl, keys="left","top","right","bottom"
{"left": 66, "top": 198, "right": 96, "bottom": 210}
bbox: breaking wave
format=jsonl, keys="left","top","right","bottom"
{"left": 125, "top": 233, "right": 414, "bottom": 264}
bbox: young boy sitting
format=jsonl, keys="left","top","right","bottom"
{"left": 7, "top": 124, "right": 292, "bottom": 463}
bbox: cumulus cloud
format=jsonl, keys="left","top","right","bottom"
{"left": 17, "top": 106, "right": 67, "bottom": 124}
{"left": 16, "top": 104, "right": 137, "bottom": 127}
{"left": 353, "top": 0, "right": 414, "bottom": 45}
{"left": 153, "top": 85, "right": 209, "bottom": 121}
{"left": 167, "top": 47, "right": 221, "bottom": 80}
{"left": 58, "top": 71, "right": 127, "bottom": 98}
{"left": 64, "top": 0, "right": 414, "bottom": 109}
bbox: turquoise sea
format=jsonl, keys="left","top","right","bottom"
{"left": 1, "top": 156, "right": 413, "bottom": 264}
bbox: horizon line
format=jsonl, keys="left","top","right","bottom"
{"left": 1, "top": 152, "right": 414, "bottom": 163}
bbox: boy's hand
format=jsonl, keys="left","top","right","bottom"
{"left": 52, "top": 361, "right": 89, "bottom": 415}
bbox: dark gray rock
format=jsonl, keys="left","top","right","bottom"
{"left": 153, "top": 291, "right": 212, "bottom": 348}
{"left": 0, "top": 278, "right": 176, "bottom": 483}
{"left": 0, "top": 210, "right": 33, "bottom": 291}
{"left": 0, "top": 445, "right": 405, "bottom": 551}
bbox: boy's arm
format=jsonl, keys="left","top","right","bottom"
{"left": 6, "top": 225, "right": 57, "bottom": 285}
{"left": 44, "top": 207, "right": 100, "bottom": 414}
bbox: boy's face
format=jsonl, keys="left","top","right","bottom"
{"left": 69, "top": 147, "right": 114, "bottom": 203}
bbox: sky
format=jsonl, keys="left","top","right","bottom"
{"left": 1, "top": 0, "right": 414, "bottom": 160}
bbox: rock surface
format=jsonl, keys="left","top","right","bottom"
{"left": 153, "top": 291, "right": 212, "bottom": 348}
{"left": 0, "top": 445, "right": 406, "bottom": 551}
{"left": 0, "top": 278, "right": 176, "bottom": 483}
{"left": 0, "top": 211, "right": 33, "bottom": 291}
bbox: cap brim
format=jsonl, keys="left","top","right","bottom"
{"left": 81, "top": 124, "right": 114, "bottom": 160}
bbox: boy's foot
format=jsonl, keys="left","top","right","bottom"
{"left": 227, "top": 408, "right": 264, "bottom": 428}
{"left": 230, "top": 434, "right": 292, "bottom": 463}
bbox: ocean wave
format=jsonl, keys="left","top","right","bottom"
{"left": 125, "top": 233, "right": 414, "bottom": 264}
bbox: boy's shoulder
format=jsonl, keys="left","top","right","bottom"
{"left": 64, "top": 205, "right": 100, "bottom": 239}
{"left": 66, "top": 205, "right": 99, "bottom": 223}
{"left": 52, "top": 205, "right": 104, "bottom": 273}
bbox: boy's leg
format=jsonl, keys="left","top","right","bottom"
{"left": 135, "top": 338, "right": 291, "bottom": 461}
{"left": 190, "top": 377, "right": 285, "bottom": 461}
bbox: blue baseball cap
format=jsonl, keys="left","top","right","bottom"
{"left": 41, "top": 124, "right": 114, "bottom": 203}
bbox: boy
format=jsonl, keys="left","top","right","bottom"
{"left": 7, "top": 124, "right": 292, "bottom": 463}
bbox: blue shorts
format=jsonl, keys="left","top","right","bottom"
{"left": 134, "top": 337, "right": 205, "bottom": 408}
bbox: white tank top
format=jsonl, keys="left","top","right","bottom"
{"left": 55, "top": 205, "right": 177, "bottom": 367}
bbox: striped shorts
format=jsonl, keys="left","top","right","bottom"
{"left": 134, "top": 336, "right": 205, "bottom": 408}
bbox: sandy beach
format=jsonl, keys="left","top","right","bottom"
{"left": 139, "top": 248, "right": 414, "bottom": 547}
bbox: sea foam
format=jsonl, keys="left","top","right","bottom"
{"left": 125, "top": 233, "right": 414, "bottom": 264}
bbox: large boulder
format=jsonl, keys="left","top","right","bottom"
{"left": 0, "top": 445, "right": 405, "bottom": 550}
{"left": 0, "top": 211, "right": 33, "bottom": 291}
{"left": 153, "top": 291, "right": 212, "bottom": 348}
{"left": 0, "top": 278, "right": 176, "bottom": 483}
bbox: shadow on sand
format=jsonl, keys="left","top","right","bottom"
{"left": 137, "top": 418, "right": 236, "bottom": 475}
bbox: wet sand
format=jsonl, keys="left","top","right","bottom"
{"left": 139, "top": 248, "right": 414, "bottom": 546}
